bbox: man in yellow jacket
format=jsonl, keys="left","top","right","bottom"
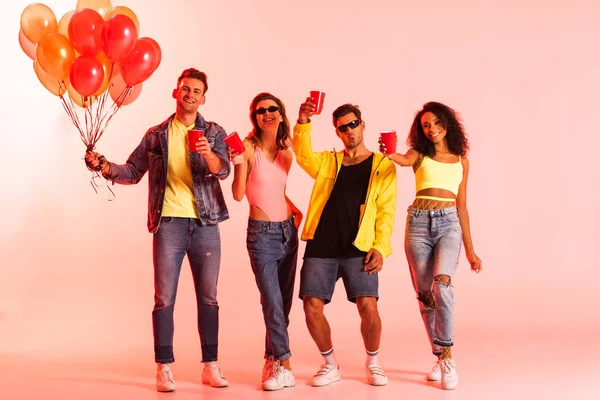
{"left": 292, "top": 99, "right": 397, "bottom": 387}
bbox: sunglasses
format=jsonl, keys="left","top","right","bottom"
{"left": 254, "top": 106, "right": 279, "bottom": 115}
{"left": 336, "top": 119, "right": 361, "bottom": 133}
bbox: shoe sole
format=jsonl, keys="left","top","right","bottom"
{"left": 263, "top": 383, "right": 295, "bottom": 391}
{"left": 202, "top": 380, "right": 228, "bottom": 388}
{"left": 156, "top": 387, "right": 175, "bottom": 392}
{"left": 442, "top": 380, "right": 459, "bottom": 390}
{"left": 369, "top": 379, "right": 388, "bottom": 386}
{"left": 312, "top": 376, "right": 341, "bottom": 387}
{"left": 427, "top": 377, "right": 441, "bottom": 381}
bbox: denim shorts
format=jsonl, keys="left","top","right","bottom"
{"left": 299, "top": 257, "right": 378, "bottom": 304}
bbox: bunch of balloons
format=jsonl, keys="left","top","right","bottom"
{"left": 19, "top": 0, "right": 162, "bottom": 150}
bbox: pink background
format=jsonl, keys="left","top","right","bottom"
{"left": 2, "top": 0, "right": 599, "bottom": 398}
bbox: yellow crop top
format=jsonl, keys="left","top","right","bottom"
{"left": 415, "top": 156, "right": 463, "bottom": 196}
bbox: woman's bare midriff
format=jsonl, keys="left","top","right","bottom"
{"left": 412, "top": 188, "right": 457, "bottom": 210}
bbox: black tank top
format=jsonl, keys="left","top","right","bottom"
{"left": 305, "top": 153, "right": 373, "bottom": 258}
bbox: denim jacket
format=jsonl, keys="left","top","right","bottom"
{"left": 106, "top": 112, "right": 231, "bottom": 232}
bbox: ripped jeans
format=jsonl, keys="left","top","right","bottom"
{"left": 404, "top": 206, "right": 462, "bottom": 355}
{"left": 152, "top": 217, "right": 221, "bottom": 363}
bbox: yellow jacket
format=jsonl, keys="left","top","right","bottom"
{"left": 292, "top": 121, "right": 397, "bottom": 257}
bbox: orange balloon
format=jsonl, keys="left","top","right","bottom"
{"left": 68, "top": 83, "right": 97, "bottom": 108}
{"left": 110, "top": 73, "right": 142, "bottom": 106}
{"left": 34, "top": 60, "right": 68, "bottom": 97}
{"left": 36, "top": 33, "right": 76, "bottom": 81}
{"left": 104, "top": 6, "right": 139, "bottom": 34}
{"left": 19, "top": 29, "right": 36, "bottom": 60}
{"left": 57, "top": 10, "right": 75, "bottom": 39}
{"left": 93, "top": 51, "right": 120, "bottom": 97}
{"left": 20, "top": 3, "right": 58, "bottom": 44}
{"left": 76, "top": 0, "right": 113, "bottom": 18}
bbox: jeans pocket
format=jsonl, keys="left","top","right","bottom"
{"left": 247, "top": 224, "right": 269, "bottom": 235}
{"left": 161, "top": 217, "right": 174, "bottom": 224}
{"left": 443, "top": 213, "right": 460, "bottom": 223}
{"left": 247, "top": 230, "right": 270, "bottom": 252}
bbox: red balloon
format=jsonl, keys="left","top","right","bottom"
{"left": 121, "top": 38, "right": 159, "bottom": 86}
{"left": 101, "top": 14, "right": 137, "bottom": 62}
{"left": 70, "top": 55, "right": 105, "bottom": 97}
{"left": 69, "top": 8, "right": 103, "bottom": 55}
{"left": 139, "top": 37, "right": 162, "bottom": 71}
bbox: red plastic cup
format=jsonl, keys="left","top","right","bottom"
{"left": 309, "top": 91, "right": 326, "bottom": 115}
{"left": 380, "top": 130, "right": 397, "bottom": 154}
{"left": 224, "top": 131, "right": 244, "bottom": 154}
{"left": 188, "top": 129, "right": 204, "bottom": 152}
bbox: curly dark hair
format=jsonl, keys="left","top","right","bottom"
{"left": 248, "top": 93, "right": 290, "bottom": 150}
{"left": 332, "top": 103, "right": 362, "bottom": 127}
{"left": 177, "top": 68, "right": 208, "bottom": 94}
{"left": 408, "top": 101, "right": 469, "bottom": 157}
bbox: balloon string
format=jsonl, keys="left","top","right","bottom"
{"left": 59, "top": 88, "right": 87, "bottom": 148}
{"left": 91, "top": 88, "right": 110, "bottom": 145}
{"left": 90, "top": 171, "right": 116, "bottom": 201}
{"left": 60, "top": 73, "right": 129, "bottom": 186}
{"left": 96, "top": 86, "right": 129, "bottom": 141}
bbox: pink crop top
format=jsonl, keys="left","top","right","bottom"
{"left": 245, "top": 147, "right": 289, "bottom": 221}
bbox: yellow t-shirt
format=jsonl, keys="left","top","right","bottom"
{"left": 161, "top": 118, "right": 199, "bottom": 218}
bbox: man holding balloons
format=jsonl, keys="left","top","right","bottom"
{"left": 85, "top": 67, "right": 232, "bottom": 392}
{"left": 21, "top": 0, "right": 231, "bottom": 393}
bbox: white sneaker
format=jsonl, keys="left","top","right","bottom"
{"left": 366, "top": 362, "right": 388, "bottom": 386}
{"left": 311, "top": 364, "right": 341, "bottom": 387}
{"left": 156, "top": 363, "right": 175, "bottom": 392}
{"left": 262, "top": 364, "right": 295, "bottom": 391}
{"left": 262, "top": 359, "right": 277, "bottom": 382}
{"left": 202, "top": 363, "right": 229, "bottom": 388}
{"left": 440, "top": 358, "right": 459, "bottom": 390}
{"left": 426, "top": 360, "right": 442, "bottom": 381}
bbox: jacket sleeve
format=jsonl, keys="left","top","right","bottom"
{"left": 372, "top": 160, "right": 397, "bottom": 257}
{"left": 107, "top": 133, "right": 150, "bottom": 185}
{"left": 208, "top": 122, "right": 231, "bottom": 180}
{"left": 291, "top": 121, "right": 323, "bottom": 179}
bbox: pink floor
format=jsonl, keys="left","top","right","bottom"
{"left": 4, "top": 325, "right": 597, "bottom": 400}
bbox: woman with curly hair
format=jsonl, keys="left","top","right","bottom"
{"left": 379, "top": 101, "right": 482, "bottom": 390}
{"left": 230, "top": 92, "right": 302, "bottom": 391}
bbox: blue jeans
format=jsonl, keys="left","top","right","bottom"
{"left": 404, "top": 206, "right": 462, "bottom": 355}
{"left": 246, "top": 216, "right": 298, "bottom": 361}
{"left": 152, "top": 217, "right": 221, "bottom": 363}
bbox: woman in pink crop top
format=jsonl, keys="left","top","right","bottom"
{"left": 230, "top": 93, "right": 302, "bottom": 391}
{"left": 379, "top": 102, "right": 482, "bottom": 390}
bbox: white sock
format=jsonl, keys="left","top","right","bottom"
{"left": 204, "top": 361, "right": 218, "bottom": 368}
{"left": 366, "top": 349, "right": 379, "bottom": 365}
{"left": 321, "top": 348, "right": 338, "bottom": 367}
{"left": 158, "top": 363, "right": 170, "bottom": 370}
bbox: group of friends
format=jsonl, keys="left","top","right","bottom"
{"left": 85, "top": 67, "right": 483, "bottom": 392}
